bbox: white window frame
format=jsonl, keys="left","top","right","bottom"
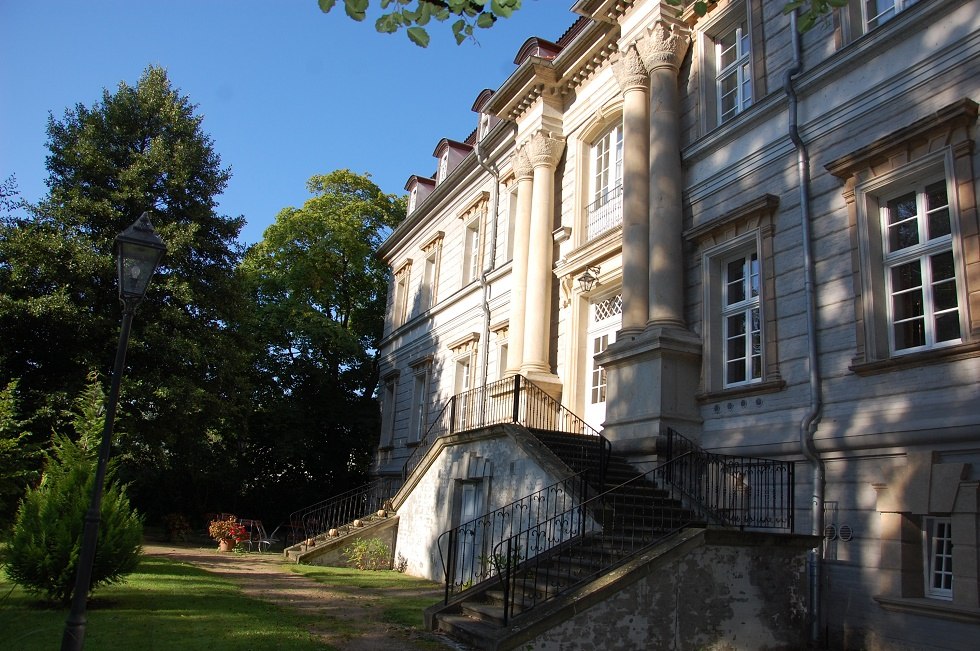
{"left": 698, "top": 2, "right": 760, "bottom": 131}
{"left": 586, "top": 123, "right": 624, "bottom": 241}
{"left": 853, "top": 151, "right": 966, "bottom": 359}
{"left": 380, "top": 377, "right": 398, "bottom": 447}
{"left": 409, "top": 369, "right": 429, "bottom": 444}
{"left": 923, "top": 516, "right": 953, "bottom": 600}
{"left": 715, "top": 18, "right": 752, "bottom": 125}
{"left": 462, "top": 217, "right": 482, "bottom": 285}
{"left": 391, "top": 260, "right": 412, "bottom": 329}
{"left": 438, "top": 150, "right": 449, "bottom": 184}
{"left": 721, "top": 249, "right": 762, "bottom": 387}
{"left": 408, "top": 186, "right": 418, "bottom": 214}
{"left": 880, "top": 177, "right": 961, "bottom": 354}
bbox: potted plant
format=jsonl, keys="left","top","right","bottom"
{"left": 208, "top": 516, "right": 249, "bottom": 552}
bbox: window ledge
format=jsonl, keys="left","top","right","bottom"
{"left": 377, "top": 445, "right": 394, "bottom": 452}
{"left": 405, "top": 440, "right": 421, "bottom": 448}
{"left": 851, "top": 341, "right": 980, "bottom": 376}
{"left": 874, "top": 595, "right": 980, "bottom": 624}
{"left": 696, "top": 378, "right": 785, "bottom": 404}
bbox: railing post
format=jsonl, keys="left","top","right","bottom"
{"left": 448, "top": 396, "right": 457, "bottom": 434}
{"left": 444, "top": 529, "right": 456, "bottom": 604}
{"left": 511, "top": 374, "right": 521, "bottom": 424}
{"left": 502, "top": 538, "right": 513, "bottom": 625}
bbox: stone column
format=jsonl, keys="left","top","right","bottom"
{"left": 612, "top": 43, "right": 651, "bottom": 335}
{"left": 521, "top": 130, "right": 565, "bottom": 387}
{"left": 638, "top": 21, "right": 690, "bottom": 328}
{"left": 505, "top": 146, "right": 534, "bottom": 375}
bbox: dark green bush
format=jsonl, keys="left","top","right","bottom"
{"left": 5, "top": 377, "right": 142, "bottom": 603}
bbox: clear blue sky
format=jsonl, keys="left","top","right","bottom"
{"left": 0, "top": 0, "right": 576, "bottom": 245}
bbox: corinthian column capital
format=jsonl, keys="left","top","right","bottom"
{"left": 611, "top": 43, "right": 649, "bottom": 92}
{"left": 525, "top": 130, "right": 566, "bottom": 169}
{"left": 636, "top": 20, "right": 690, "bottom": 72}
{"left": 512, "top": 146, "right": 534, "bottom": 181}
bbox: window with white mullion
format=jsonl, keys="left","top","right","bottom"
{"left": 863, "top": 0, "right": 919, "bottom": 31}
{"left": 882, "top": 179, "right": 961, "bottom": 353}
{"left": 463, "top": 219, "right": 481, "bottom": 284}
{"left": 590, "top": 333, "right": 609, "bottom": 405}
{"left": 722, "top": 252, "right": 761, "bottom": 387}
{"left": 716, "top": 21, "right": 752, "bottom": 124}
{"left": 587, "top": 124, "right": 624, "bottom": 240}
{"left": 924, "top": 517, "right": 953, "bottom": 600}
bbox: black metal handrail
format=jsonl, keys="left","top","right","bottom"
{"left": 287, "top": 478, "right": 394, "bottom": 543}
{"left": 402, "top": 375, "right": 610, "bottom": 486}
{"left": 493, "top": 445, "right": 795, "bottom": 623}
{"left": 437, "top": 471, "right": 592, "bottom": 604}
{"left": 403, "top": 397, "right": 454, "bottom": 481}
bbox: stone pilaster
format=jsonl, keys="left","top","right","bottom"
{"left": 612, "top": 42, "right": 650, "bottom": 334}
{"left": 520, "top": 130, "right": 565, "bottom": 398}
{"left": 506, "top": 146, "right": 534, "bottom": 376}
{"left": 599, "top": 19, "right": 700, "bottom": 455}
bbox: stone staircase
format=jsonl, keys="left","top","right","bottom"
{"left": 429, "top": 430, "right": 702, "bottom": 648}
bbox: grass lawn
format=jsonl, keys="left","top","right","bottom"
{"left": 287, "top": 564, "right": 443, "bottom": 629}
{"left": 1, "top": 556, "right": 330, "bottom": 650}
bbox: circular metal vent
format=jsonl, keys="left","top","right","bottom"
{"left": 838, "top": 524, "right": 853, "bottom": 542}
{"left": 824, "top": 524, "right": 837, "bottom": 540}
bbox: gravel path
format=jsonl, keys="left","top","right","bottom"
{"left": 143, "top": 542, "right": 466, "bottom": 651}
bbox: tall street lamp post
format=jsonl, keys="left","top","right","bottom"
{"left": 61, "top": 212, "right": 166, "bottom": 651}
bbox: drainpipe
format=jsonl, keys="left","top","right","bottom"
{"left": 783, "top": 10, "right": 825, "bottom": 643}
{"left": 784, "top": 9, "right": 826, "bottom": 646}
{"left": 475, "top": 135, "right": 503, "bottom": 390}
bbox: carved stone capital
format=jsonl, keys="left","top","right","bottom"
{"left": 525, "top": 130, "right": 566, "bottom": 169}
{"left": 611, "top": 43, "right": 649, "bottom": 92}
{"left": 636, "top": 20, "right": 690, "bottom": 72}
{"left": 512, "top": 145, "right": 534, "bottom": 181}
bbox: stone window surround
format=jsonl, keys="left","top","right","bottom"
{"left": 872, "top": 451, "right": 980, "bottom": 615}
{"left": 695, "top": 0, "right": 766, "bottom": 133}
{"left": 458, "top": 192, "right": 490, "bottom": 287}
{"left": 392, "top": 259, "right": 413, "bottom": 330}
{"left": 418, "top": 231, "right": 444, "bottom": 314}
{"left": 686, "top": 193, "right": 783, "bottom": 400}
{"left": 379, "top": 369, "right": 401, "bottom": 450}
{"left": 572, "top": 98, "right": 624, "bottom": 249}
{"left": 826, "top": 98, "right": 979, "bottom": 376}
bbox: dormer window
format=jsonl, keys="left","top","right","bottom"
{"left": 479, "top": 112, "right": 492, "bottom": 140}
{"left": 438, "top": 151, "right": 449, "bottom": 184}
{"left": 408, "top": 186, "right": 418, "bottom": 213}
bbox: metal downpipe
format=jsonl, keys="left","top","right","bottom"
{"left": 784, "top": 9, "right": 826, "bottom": 646}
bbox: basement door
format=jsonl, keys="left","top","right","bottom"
{"left": 452, "top": 480, "right": 485, "bottom": 590}
{"left": 584, "top": 293, "right": 622, "bottom": 431}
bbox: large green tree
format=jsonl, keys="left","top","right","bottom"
{"left": 0, "top": 66, "right": 252, "bottom": 520}
{"left": 238, "top": 170, "right": 404, "bottom": 523}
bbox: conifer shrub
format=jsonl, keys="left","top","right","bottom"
{"left": 5, "top": 376, "right": 143, "bottom": 603}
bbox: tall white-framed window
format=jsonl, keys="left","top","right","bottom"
{"left": 827, "top": 101, "right": 978, "bottom": 370}
{"left": 391, "top": 260, "right": 412, "bottom": 329}
{"left": 380, "top": 377, "right": 398, "bottom": 447}
{"left": 923, "top": 517, "right": 953, "bottom": 600}
{"left": 722, "top": 250, "right": 762, "bottom": 387}
{"left": 455, "top": 356, "right": 472, "bottom": 428}
{"left": 462, "top": 217, "right": 481, "bottom": 285}
{"left": 715, "top": 18, "right": 752, "bottom": 125}
{"left": 409, "top": 369, "right": 429, "bottom": 444}
{"left": 586, "top": 123, "right": 624, "bottom": 241}
{"left": 839, "top": 0, "right": 920, "bottom": 44}
{"left": 691, "top": 195, "right": 781, "bottom": 396}
{"left": 584, "top": 293, "right": 622, "bottom": 430}
{"left": 881, "top": 178, "right": 961, "bottom": 354}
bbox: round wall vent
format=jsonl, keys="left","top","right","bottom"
{"left": 838, "top": 524, "right": 853, "bottom": 542}
{"left": 824, "top": 524, "right": 837, "bottom": 540}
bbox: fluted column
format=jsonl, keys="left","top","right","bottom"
{"left": 612, "top": 43, "right": 651, "bottom": 335}
{"left": 521, "top": 130, "right": 565, "bottom": 376}
{"left": 638, "top": 21, "right": 690, "bottom": 328}
{"left": 506, "top": 146, "right": 534, "bottom": 375}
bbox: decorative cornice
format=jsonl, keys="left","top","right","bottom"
{"left": 393, "top": 259, "right": 413, "bottom": 276}
{"left": 525, "top": 130, "right": 566, "bottom": 168}
{"left": 636, "top": 20, "right": 690, "bottom": 72}
{"left": 420, "top": 231, "right": 444, "bottom": 253}
{"left": 448, "top": 332, "right": 480, "bottom": 354}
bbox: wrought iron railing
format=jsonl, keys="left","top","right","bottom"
{"left": 287, "top": 478, "right": 394, "bottom": 542}
{"left": 493, "top": 445, "right": 795, "bottom": 623}
{"left": 658, "top": 427, "right": 795, "bottom": 531}
{"left": 437, "top": 472, "right": 592, "bottom": 604}
{"left": 586, "top": 184, "right": 623, "bottom": 240}
{"left": 402, "top": 375, "right": 610, "bottom": 485}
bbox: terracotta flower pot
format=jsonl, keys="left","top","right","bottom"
{"left": 218, "top": 539, "right": 234, "bottom": 552}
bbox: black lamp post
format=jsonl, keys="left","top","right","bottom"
{"left": 61, "top": 212, "right": 166, "bottom": 651}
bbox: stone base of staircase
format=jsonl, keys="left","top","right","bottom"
{"left": 427, "top": 528, "right": 818, "bottom": 651}
{"left": 284, "top": 512, "right": 399, "bottom": 565}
